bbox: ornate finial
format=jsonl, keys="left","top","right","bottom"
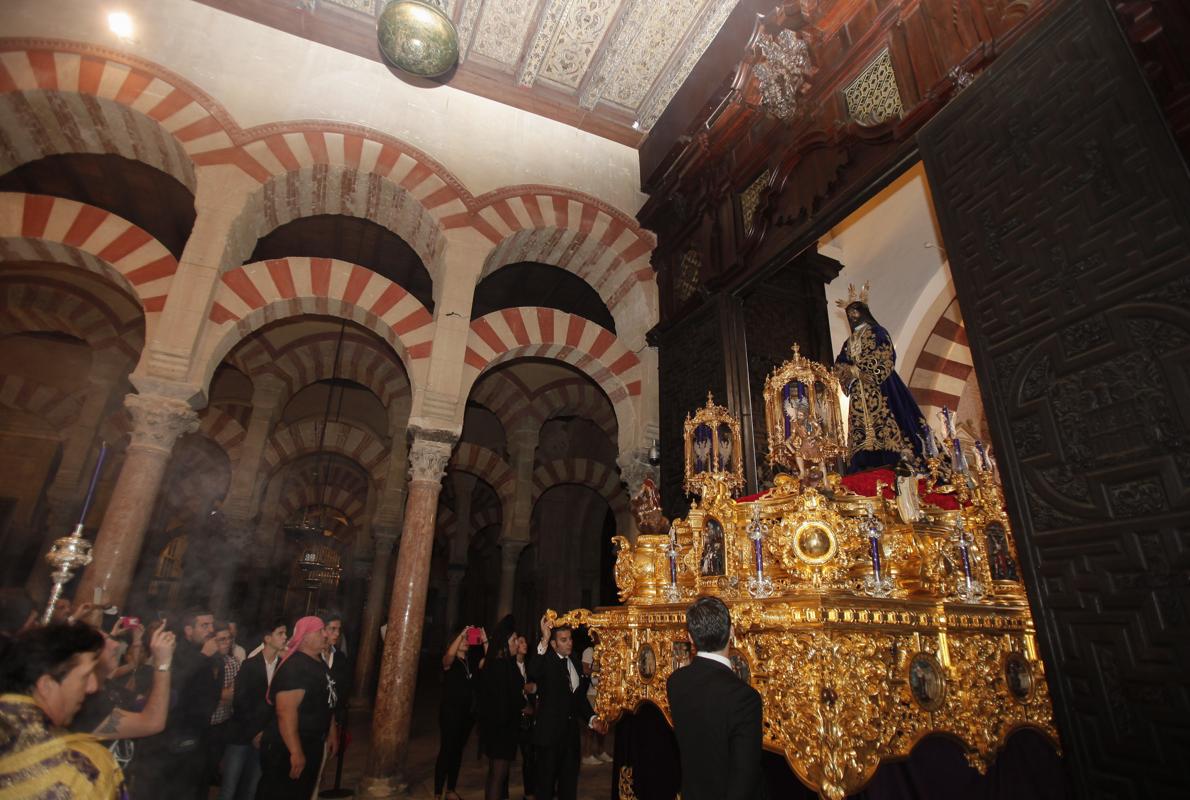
{"left": 706, "top": 391, "right": 716, "bottom": 409}
{"left": 834, "top": 281, "right": 871, "bottom": 308}
{"left": 791, "top": 342, "right": 801, "bottom": 359}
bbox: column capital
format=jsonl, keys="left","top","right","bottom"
{"left": 407, "top": 429, "right": 456, "bottom": 485}
{"left": 125, "top": 394, "right": 200, "bottom": 455}
{"left": 499, "top": 539, "right": 528, "bottom": 569}
{"left": 372, "top": 526, "right": 400, "bottom": 550}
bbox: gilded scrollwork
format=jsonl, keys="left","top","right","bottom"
{"left": 582, "top": 393, "right": 1053, "bottom": 797}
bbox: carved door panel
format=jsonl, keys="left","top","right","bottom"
{"left": 919, "top": 1, "right": 1190, "bottom": 796}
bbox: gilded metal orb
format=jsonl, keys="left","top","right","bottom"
{"left": 377, "top": 0, "right": 459, "bottom": 78}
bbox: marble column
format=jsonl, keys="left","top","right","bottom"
{"left": 495, "top": 540, "right": 526, "bottom": 619}
{"left": 443, "top": 563, "right": 466, "bottom": 634}
{"left": 351, "top": 525, "right": 398, "bottom": 705}
{"left": 76, "top": 393, "right": 199, "bottom": 609}
{"left": 359, "top": 430, "right": 454, "bottom": 797}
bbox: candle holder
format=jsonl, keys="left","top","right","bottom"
{"left": 41, "top": 442, "right": 107, "bottom": 624}
{"left": 42, "top": 525, "right": 94, "bottom": 624}
{"left": 860, "top": 504, "right": 895, "bottom": 598}
{"left": 664, "top": 526, "right": 681, "bottom": 603}
{"left": 952, "top": 517, "right": 986, "bottom": 602}
{"left": 745, "top": 505, "right": 774, "bottom": 599}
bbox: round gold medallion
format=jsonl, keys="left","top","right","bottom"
{"left": 377, "top": 1, "right": 459, "bottom": 78}
{"left": 793, "top": 521, "right": 836, "bottom": 564}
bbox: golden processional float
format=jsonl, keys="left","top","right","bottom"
{"left": 549, "top": 344, "right": 1059, "bottom": 800}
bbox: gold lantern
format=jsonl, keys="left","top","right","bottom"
{"left": 764, "top": 343, "right": 845, "bottom": 483}
{"left": 683, "top": 393, "right": 744, "bottom": 498}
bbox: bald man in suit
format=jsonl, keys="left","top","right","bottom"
{"left": 666, "top": 596, "right": 764, "bottom": 800}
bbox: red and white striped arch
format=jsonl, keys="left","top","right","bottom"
{"left": 436, "top": 504, "right": 503, "bottom": 542}
{"left": 280, "top": 487, "right": 366, "bottom": 530}
{"left": 231, "top": 335, "right": 410, "bottom": 411}
{"left": 263, "top": 418, "right": 388, "bottom": 481}
{"left": 0, "top": 374, "right": 83, "bottom": 430}
{"left": 0, "top": 44, "right": 203, "bottom": 190}
{"left": 908, "top": 298, "right": 974, "bottom": 425}
{"left": 532, "top": 459, "right": 628, "bottom": 513}
{"left": 196, "top": 406, "right": 247, "bottom": 467}
{"left": 0, "top": 193, "right": 178, "bottom": 317}
{"left": 227, "top": 136, "right": 460, "bottom": 272}
{"left": 198, "top": 256, "right": 434, "bottom": 390}
{"left": 463, "top": 189, "right": 655, "bottom": 314}
{"left": 0, "top": 277, "right": 142, "bottom": 359}
{"left": 449, "top": 443, "right": 515, "bottom": 504}
{"left": 470, "top": 372, "right": 618, "bottom": 447}
{"left": 462, "top": 308, "right": 641, "bottom": 432}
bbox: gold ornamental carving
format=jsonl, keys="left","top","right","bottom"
{"left": 585, "top": 382, "right": 1053, "bottom": 798}
{"left": 683, "top": 392, "right": 744, "bottom": 497}
{"left": 763, "top": 344, "right": 846, "bottom": 484}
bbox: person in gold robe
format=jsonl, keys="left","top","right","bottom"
{"left": 0, "top": 622, "right": 127, "bottom": 799}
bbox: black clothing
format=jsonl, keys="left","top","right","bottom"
{"left": 133, "top": 638, "right": 222, "bottom": 800}
{"left": 434, "top": 658, "right": 476, "bottom": 794}
{"left": 478, "top": 656, "right": 524, "bottom": 760}
{"left": 323, "top": 647, "right": 351, "bottom": 725}
{"left": 264, "top": 651, "right": 333, "bottom": 738}
{"left": 527, "top": 648, "right": 593, "bottom": 800}
{"left": 666, "top": 656, "right": 764, "bottom": 800}
{"left": 228, "top": 653, "right": 273, "bottom": 745}
{"left": 256, "top": 732, "right": 323, "bottom": 800}
{"left": 257, "top": 652, "right": 334, "bottom": 800}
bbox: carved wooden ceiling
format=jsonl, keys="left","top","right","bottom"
{"left": 194, "top": 0, "right": 743, "bottom": 145}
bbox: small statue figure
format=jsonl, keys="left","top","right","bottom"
{"left": 834, "top": 282, "right": 928, "bottom": 473}
{"left": 630, "top": 477, "right": 670, "bottom": 537}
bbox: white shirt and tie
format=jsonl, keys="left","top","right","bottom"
{"left": 537, "top": 639, "right": 596, "bottom": 727}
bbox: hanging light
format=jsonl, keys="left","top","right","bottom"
{"left": 284, "top": 320, "right": 349, "bottom": 577}
{"left": 377, "top": 0, "right": 459, "bottom": 78}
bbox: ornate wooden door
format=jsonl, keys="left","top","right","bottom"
{"left": 919, "top": 0, "right": 1190, "bottom": 796}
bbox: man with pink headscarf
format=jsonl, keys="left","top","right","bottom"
{"left": 255, "top": 616, "right": 339, "bottom": 799}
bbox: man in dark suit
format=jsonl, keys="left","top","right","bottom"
{"left": 220, "top": 619, "right": 287, "bottom": 800}
{"left": 666, "top": 596, "right": 764, "bottom": 800}
{"left": 528, "top": 615, "right": 607, "bottom": 800}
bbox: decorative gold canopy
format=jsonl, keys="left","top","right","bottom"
{"left": 557, "top": 369, "right": 1053, "bottom": 799}
{"left": 763, "top": 343, "right": 846, "bottom": 482}
{"left": 683, "top": 392, "right": 744, "bottom": 498}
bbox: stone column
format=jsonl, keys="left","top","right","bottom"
{"left": 76, "top": 393, "right": 199, "bottom": 609}
{"left": 359, "top": 430, "right": 454, "bottom": 797}
{"left": 495, "top": 424, "right": 535, "bottom": 618}
{"left": 495, "top": 540, "right": 526, "bottom": 619}
{"left": 443, "top": 564, "right": 466, "bottom": 634}
{"left": 351, "top": 526, "right": 398, "bottom": 705}
{"left": 444, "top": 471, "right": 473, "bottom": 634}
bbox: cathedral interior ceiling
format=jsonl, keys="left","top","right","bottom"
{"left": 197, "top": 0, "right": 742, "bottom": 144}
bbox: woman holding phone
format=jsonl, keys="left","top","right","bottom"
{"left": 434, "top": 626, "right": 487, "bottom": 800}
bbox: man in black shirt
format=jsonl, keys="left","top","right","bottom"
{"left": 133, "top": 607, "right": 221, "bottom": 800}
{"left": 257, "top": 615, "right": 339, "bottom": 800}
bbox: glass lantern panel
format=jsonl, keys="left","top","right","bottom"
{"left": 716, "top": 423, "right": 734, "bottom": 471}
{"left": 692, "top": 424, "right": 713, "bottom": 474}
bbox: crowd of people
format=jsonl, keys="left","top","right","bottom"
{"left": 0, "top": 597, "right": 349, "bottom": 800}
{"left": 0, "top": 594, "right": 761, "bottom": 800}
{"left": 432, "top": 613, "right": 611, "bottom": 800}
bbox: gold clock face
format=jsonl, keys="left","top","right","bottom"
{"left": 377, "top": 1, "right": 459, "bottom": 78}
